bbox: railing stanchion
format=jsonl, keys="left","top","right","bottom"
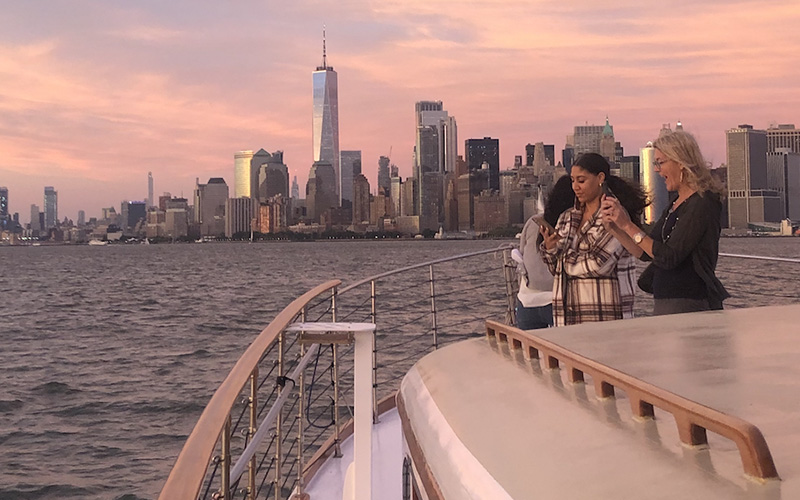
{"left": 296, "top": 339, "right": 307, "bottom": 499}
{"left": 371, "top": 280, "right": 379, "bottom": 423}
{"left": 221, "top": 415, "right": 232, "bottom": 499}
{"left": 503, "top": 248, "right": 517, "bottom": 326}
{"left": 275, "top": 331, "right": 284, "bottom": 500}
{"left": 332, "top": 287, "right": 342, "bottom": 457}
{"left": 429, "top": 265, "right": 439, "bottom": 349}
{"left": 248, "top": 367, "right": 258, "bottom": 500}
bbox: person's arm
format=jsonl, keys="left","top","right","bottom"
{"left": 539, "top": 211, "right": 568, "bottom": 275}
{"left": 561, "top": 222, "right": 626, "bottom": 278}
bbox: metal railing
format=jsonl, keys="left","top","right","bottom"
{"left": 159, "top": 245, "right": 516, "bottom": 500}
{"left": 159, "top": 247, "right": 799, "bottom": 499}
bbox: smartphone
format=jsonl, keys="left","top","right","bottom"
{"left": 602, "top": 182, "right": 616, "bottom": 199}
{"left": 532, "top": 214, "right": 555, "bottom": 235}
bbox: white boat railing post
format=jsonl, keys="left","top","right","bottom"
{"left": 247, "top": 367, "right": 258, "bottom": 500}
{"left": 331, "top": 287, "right": 342, "bottom": 458}
{"left": 275, "top": 331, "right": 284, "bottom": 500}
{"left": 221, "top": 415, "right": 232, "bottom": 499}
{"left": 429, "top": 265, "right": 439, "bottom": 349}
{"left": 503, "top": 248, "right": 517, "bottom": 326}
{"left": 295, "top": 307, "right": 308, "bottom": 500}
{"left": 370, "top": 280, "right": 379, "bottom": 424}
{"left": 353, "top": 326, "right": 375, "bottom": 500}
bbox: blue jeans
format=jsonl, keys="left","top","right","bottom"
{"left": 515, "top": 299, "right": 553, "bottom": 330}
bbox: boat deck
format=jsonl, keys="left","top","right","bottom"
{"left": 304, "top": 408, "right": 403, "bottom": 500}
{"left": 398, "top": 304, "right": 800, "bottom": 499}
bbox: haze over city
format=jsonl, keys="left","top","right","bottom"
{"left": 2, "top": 0, "right": 800, "bottom": 221}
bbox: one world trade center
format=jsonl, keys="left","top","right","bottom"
{"left": 312, "top": 29, "right": 340, "bottom": 204}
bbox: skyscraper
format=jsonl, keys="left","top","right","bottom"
{"left": 727, "top": 125, "right": 779, "bottom": 228}
{"left": 305, "top": 161, "right": 337, "bottom": 222}
{"left": 148, "top": 172, "right": 154, "bottom": 208}
{"left": 414, "top": 101, "right": 457, "bottom": 221}
{"left": 195, "top": 178, "right": 229, "bottom": 237}
{"left": 312, "top": 29, "right": 340, "bottom": 204}
{"left": 377, "top": 156, "right": 390, "bottom": 195}
{"left": 639, "top": 142, "right": 668, "bottom": 225}
{"left": 43, "top": 186, "right": 57, "bottom": 230}
{"left": 465, "top": 137, "right": 500, "bottom": 190}
{"left": 234, "top": 150, "right": 255, "bottom": 198}
{"left": 0, "top": 187, "right": 8, "bottom": 230}
{"left": 30, "top": 204, "right": 41, "bottom": 232}
{"left": 291, "top": 176, "right": 300, "bottom": 199}
{"left": 256, "top": 151, "right": 289, "bottom": 200}
{"left": 340, "top": 150, "right": 362, "bottom": 206}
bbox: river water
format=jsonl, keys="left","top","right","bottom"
{"left": 1, "top": 238, "right": 798, "bottom": 499}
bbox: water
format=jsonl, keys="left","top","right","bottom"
{"left": 1, "top": 238, "right": 798, "bottom": 499}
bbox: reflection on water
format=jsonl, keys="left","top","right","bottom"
{"left": 0, "top": 237, "right": 797, "bottom": 498}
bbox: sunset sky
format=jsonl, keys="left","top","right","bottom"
{"left": 2, "top": 0, "right": 800, "bottom": 222}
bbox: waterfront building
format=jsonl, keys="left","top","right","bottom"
{"left": 767, "top": 148, "right": 800, "bottom": 221}
{"left": 727, "top": 125, "right": 781, "bottom": 228}
{"left": 195, "top": 178, "right": 229, "bottom": 237}
{"left": 305, "top": 161, "right": 337, "bottom": 222}
{"left": 225, "top": 197, "right": 256, "bottom": 238}
{"left": 146, "top": 209, "right": 166, "bottom": 238}
{"left": 640, "top": 142, "right": 668, "bottom": 226}
{"left": 767, "top": 124, "right": 800, "bottom": 154}
{"left": 390, "top": 175, "right": 403, "bottom": 218}
{"left": 148, "top": 172, "right": 154, "bottom": 208}
{"left": 257, "top": 151, "right": 289, "bottom": 201}
{"left": 340, "top": 150, "right": 362, "bottom": 206}
{"left": 312, "top": 30, "right": 340, "bottom": 203}
{"left": 259, "top": 194, "right": 290, "bottom": 234}
{"left": 443, "top": 173, "right": 459, "bottom": 231}
{"left": 457, "top": 169, "right": 490, "bottom": 231}
{"left": 465, "top": 137, "right": 500, "bottom": 191}
{"left": 352, "top": 173, "right": 371, "bottom": 224}
{"left": 377, "top": 155, "right": 391, "bottom": 196}
{"left": 473, "top": 190, "right": 506, "bottom": 232}
{"left": 165, "top": 208, "right": 188, "bottom": 239}
{"left": 415, "top": 100, "right": 457, "bottom": 218}
{"left": 29, "top": 204, "right": 41, "bottom": 232}
{"left": 0, "top": 187, "right": 8, "bottom": 230}
{"left": 77, "top": 210, "right": 85, "bottom": 227}
{"left": 370, "top": 192, "right": 390, "bottom": 228}
{"left": 234, "top": 150, "right": 255, "bottom": 198}
{"left": 401, "top": 178, "right": 417, "bottom": 218}
{"left": 43, "top": 186, "right": 57, "bottom": 230}
{"left": 126, "top": 201, "right": 147, "bottom": 233}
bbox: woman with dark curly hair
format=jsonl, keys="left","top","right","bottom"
{"left": 540, "top": 153, "right": 648, "bottom": 326}
{"left": 602, "top": 130, "right": 729, "bottom": 315}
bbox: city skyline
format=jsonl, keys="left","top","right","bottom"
{"left": 2, "top": 1, "right": 800, "bottom": 221}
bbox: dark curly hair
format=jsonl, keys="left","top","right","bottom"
{"left": 573, "top": 152, "right": 648, "bottom": 223}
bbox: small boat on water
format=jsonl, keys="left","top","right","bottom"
{"left": 159, "top": 248, "right": 800, "bottom": 499}
{"left": 88, "top": 239, "right": 108, "bottom": 246}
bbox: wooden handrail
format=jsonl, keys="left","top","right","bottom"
{"left": 485, "top": 320, "right": 780, "bottom": 482}
{"left": 159, "top": 280, "right": 341, "bottom": 500}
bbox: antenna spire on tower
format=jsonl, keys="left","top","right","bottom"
{"left": 322, "top": 25, "right": 327, "bottom": 69}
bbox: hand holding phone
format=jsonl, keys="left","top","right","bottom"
{"left": 532, "top": 214, "right": 555, "bottom": 235}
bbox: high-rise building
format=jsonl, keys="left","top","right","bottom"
{"left": 77, "top": 210, "right": 86, "bottom": 227}
{"left": 572, "top": 124, "right": 605, "bottom": 157}
{"left": 195, "top": 178, "right": 229, "bottom": 237}
{"left": 600, "top": 117, "right": 616, "bottom": 163}
{"left": 148, "top": 172, "right": 154, "bottom": 208}
{"left": 767, "top": 124, "right": 800, "bottom": 154}
{"left": 234, "top": 150, "right": 255, "bottom": 198}
{"left": 43, "top": 187, "right": 57, "bottom": 230}
{"left": 352, "top": 173, "right": 371, "bottom": 224}
{"left": 225, "top": 197, "right": 256, "bottom": 238}
{"left": 727, "top": 125, "right": 780, "bottom": 228}
{"left": 257, "top": 151, "right": 289, "bottom": 200}
{"left": 0, "top": 187, "right": 8, "bottom": 230}
{"left": 377, "top": 156, "right": 391, "bottom": 196}
{"left": 312, "top": 30, "right": 340, "bottom": 204}
{"left": 640, "top": 142, "right": 668, "bottom": 225}
{"left": 465, "top": 137, "right": 500, "bottom": 190}
{"left": 306, "top": 161, "right": 337, "bottom": 222}
{"left": 126, "top": 201, "right": 147, "bottom": 232}
{"left": 767, "top": 148, "right": 800, "bottom": 221}
{"left": 291, "top": 176, "right": 300, "bottom": 200}
{"left": 415, "top": 101, "right": 457, "bottom": 219}
{"left": 340, "top": 150, "right": 362, "bottom": 206}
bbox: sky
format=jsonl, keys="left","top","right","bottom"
{"left": 2, "top": 0, "right": 800, "bottom": 223}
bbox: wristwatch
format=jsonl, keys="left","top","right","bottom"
{"left": 633, "top": 231, "right": 646, "bottom": 244}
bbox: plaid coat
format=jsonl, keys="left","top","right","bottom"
{"left": 541, "top": 207, "right": 636, "bottom": 326}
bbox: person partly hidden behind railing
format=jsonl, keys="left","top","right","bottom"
{"left": 601, "top": 129, "right": 729, "bottom": 315}
{"left": 540, "top": 153, "right": 649, "bottom": 326}
{"left": 514, "top": 176, "right": 575, "bottom": 329}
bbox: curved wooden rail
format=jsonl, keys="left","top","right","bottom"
{"left": 159, "top": 280, "right": 341, "bottom": 500}
{"left": 485, "top": 320, "right": 780, "bottom": 482}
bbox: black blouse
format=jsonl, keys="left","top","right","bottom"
{"left": 643, "top": 191, "right": 730, "bottom": 308}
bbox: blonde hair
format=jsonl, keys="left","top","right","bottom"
{"left": 652, "top": 130, "right": 723, "bottom": 197}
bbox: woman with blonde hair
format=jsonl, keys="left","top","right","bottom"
{"left": 601, "top": 129, "right": 729, "bottom": 315}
